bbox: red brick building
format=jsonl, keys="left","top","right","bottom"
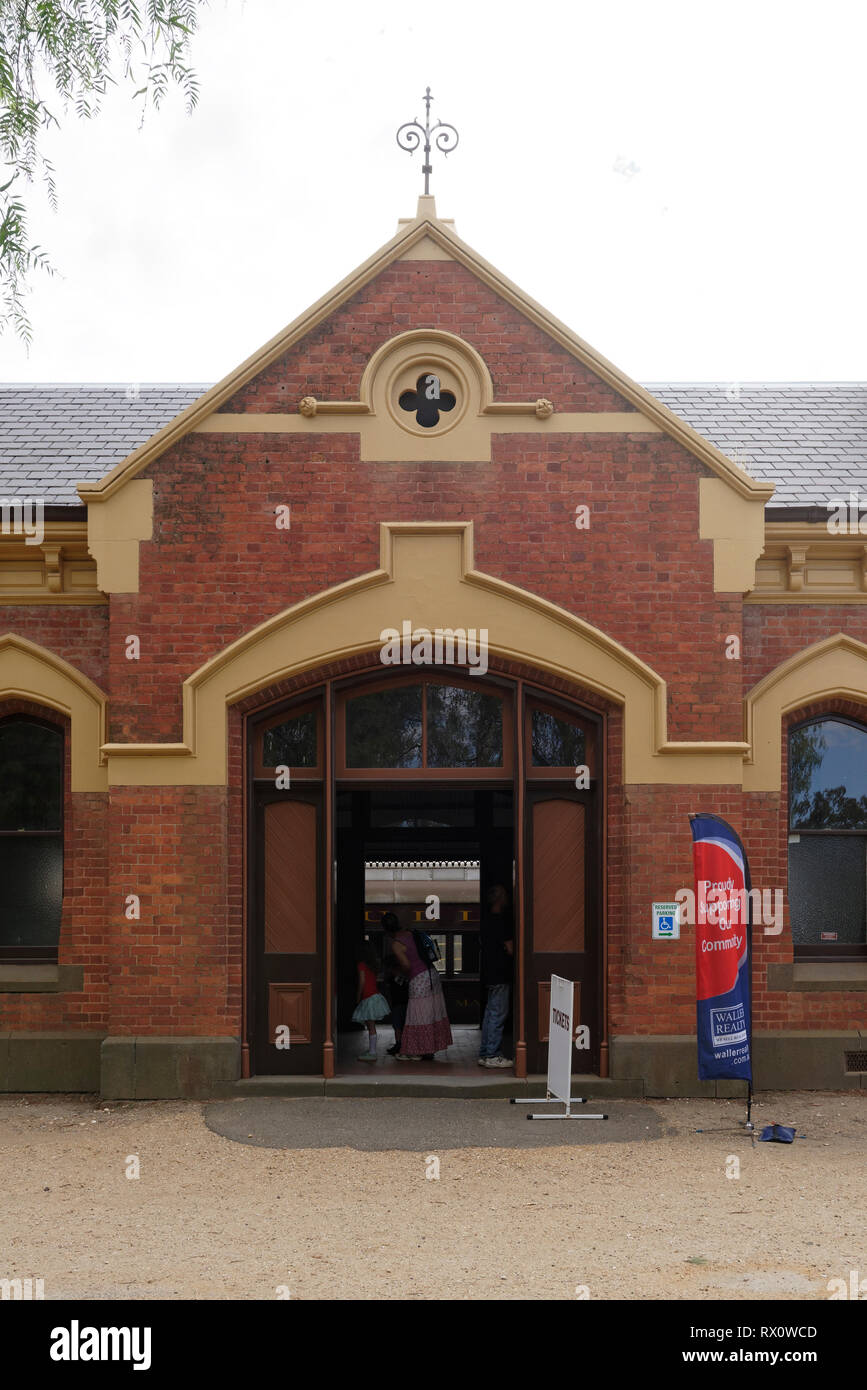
{"left": 1, "top": 196, "right": 864, "bottom": 1096}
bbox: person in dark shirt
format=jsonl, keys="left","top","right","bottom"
{"left": 478, "top": 884, "right": 513, "bottom": 1067}
{"left": 381, "top": 912, "right": 409, "bottom": 1056}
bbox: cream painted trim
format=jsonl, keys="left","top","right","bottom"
{"left": 744, "top": 633, "right": 867, "bottom": 792}
{"left": 0, "top": 594, "right": 105, "bottom": 606}
{"left": 397, "top": 196, "right": 456, "bottom": 233}
{"left": 101, "top": 520, "right": 748, "bottom": 787}
{"left": 749, "top": 522, "right": 867, "bottom": 603}
{"left": 0, "top": 633, "right": 107, "bottom": 791}
{"left": 0, "top": 520, "right": 104, "bottom": 603}
{"left": 194, "top": 412, "right": 657, "bottom": 434}
{"left": 398, "top": 233, "right": 455, "bottom": 261}
{"left": 77, "top": 205, "right": 773, "bottom": 502}
{"left": 747, "top": 594, "right": 867, "bottom": 605}
{"left": 699, "top": 479, "right": 767, "bottom": 593}
{"left": 85, "top": 480, "right": 153, "bottom": 594}
{"left": 193, "top": 409, "right": 660, "bottom": 463}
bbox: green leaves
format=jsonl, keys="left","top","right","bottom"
{"left": 0, "top": 0, "right": 206, "bottom": 344}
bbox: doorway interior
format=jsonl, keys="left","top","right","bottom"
{"left": 335, "top": 786, "right": 514, "bottom": 1074}
{"left": 246, "top": 669, "right": 602, "bottom": 1078}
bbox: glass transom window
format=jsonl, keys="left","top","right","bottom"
{"left": 345, "top": 683, "right": 504, "bottom": 770}
{"left": 262, "top": 710, "right": 318, "bottom": 769}
{"left": 531, "top": 708, "right": 586, "bottom": 768}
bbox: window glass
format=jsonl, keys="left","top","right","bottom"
{"left": 426, "top": 686, "right": 503, "bottom": 768}
{"left": 531, "top": 709, "right": 586, "bottom": 768}
{"left": 0, "top": 720, "right": 63, "bottom": 831}
{"left": 790, "top": 720, "right": 867, "bottom": 829}
{"left": 346, "top": 686, "right": 423, "bottom": 768}
{"left": 453, "top": 933, "right": 463, "bottom": 974}
{"left": 0, "top": 838, "right": 64, "bottom": 946}
{"left": 429, "top": 933, "right": 447, "bottom": 972}
{"left": 0, "top": 718, "right": 64, "bottom": 957}
{"left": 789, "top": 836, "right": 866, "bottom": 946}
{"left": 262, "top": 711, "right": 317, "bottom": 769}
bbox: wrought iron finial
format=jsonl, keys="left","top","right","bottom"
{"left": 396, "top": 86, "right": 459, "bottom": 196}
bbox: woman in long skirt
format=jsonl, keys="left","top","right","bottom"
{"left": 390, "top": 928, "right": 452, "bottom": 1059}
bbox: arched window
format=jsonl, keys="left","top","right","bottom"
{"left": 337, "top": 678, "right": 509, "bottom": 776}
{"left": 0, "top": 716, "right": 64, "bottom": 961}
{"left": 789, "top": 717, "right": 867, "bottom": 956}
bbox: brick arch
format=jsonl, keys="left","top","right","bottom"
{"left": 234, "top": 649, "right": 621, "bottom": 722}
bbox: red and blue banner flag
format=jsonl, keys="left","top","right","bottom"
{"left": 689, "top": 813, "right": 753, "bottom": 1082}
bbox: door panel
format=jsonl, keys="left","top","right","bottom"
{"left": 264, "top": 800, "right": 317, "bottom": 953}
{"left": 526, "top": 790, "right": 597, "bottom": 1074}
{"left": 532, "top": 800, "right": 585, "bottom": 952}
{"left": 253, "top": 790, "right": 323, "bottom": 1074}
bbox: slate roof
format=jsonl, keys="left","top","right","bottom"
{"left": 0, "top": 381, "right": 864, "bottom": 509}
{"left": 647, "top": 383, "right": 867, "bottom": 509}
{"left": 0, "top": 385, "right": 206, "bottom": 506}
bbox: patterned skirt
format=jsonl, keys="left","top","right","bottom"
{"left": 352, "top": 992, "right": 391, "bottom": 1023}
{"left": 400, "top": 968, "right": 453, "bottom": 1055}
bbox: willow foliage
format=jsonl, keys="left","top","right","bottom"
{"left": 0, "top": 0, "right": 204, "bottom": 344}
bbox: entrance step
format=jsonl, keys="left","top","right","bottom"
{"left": 229, "top": 1074, "right": 643, "bottom": 1099}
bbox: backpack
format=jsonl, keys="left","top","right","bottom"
{"left": 412, "top": 929, "right": 441, "bottom": 968}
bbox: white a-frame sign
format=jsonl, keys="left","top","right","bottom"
{"left": 511, "top": 974, "right": 608, "bottom": 1121}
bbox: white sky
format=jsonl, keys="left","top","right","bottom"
{"left": 1, "top": 0, "right": 865, "bottom": 384}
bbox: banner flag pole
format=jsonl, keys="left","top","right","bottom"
{"left": 689, "top": 814, "right": 754, "bottom": 1128}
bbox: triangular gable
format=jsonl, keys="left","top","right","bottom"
{"left": 78, "top": 197, "right": 774, "bottom": 504}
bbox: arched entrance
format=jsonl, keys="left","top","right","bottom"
{"left": 245, "top": 664, "right": 603, "bottom": 1079}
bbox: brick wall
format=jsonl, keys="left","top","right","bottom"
{"left": 744, "top": 604, "right": 867, "bottom": 690}
{"left": 104, "top": 786, "right": 234, "bottom": 1035}
{"left": 0, "top": 605, "right": 108, "bottom": 690}
{"left": 217, "top": 262, "right": 637, "bottom": 413}
{"left": 4, "top": 258, "right": 864, "bottom": 1053}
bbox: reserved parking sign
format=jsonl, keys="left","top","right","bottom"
{"left": 652, "top": 902, "right": 680, "bottom": 939}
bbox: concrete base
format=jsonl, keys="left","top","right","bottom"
{"left": 610, "top": 1032, "right": 866, "bottom": 1095}
{"left": 100, "top": 1037, "right": 241, "bottom": 1099}
{"left": 0, "top": 1032, "right": 103, "bottom": 1092}
{"left": 0, "top": 1030, "right": 863, "bottom": 1097}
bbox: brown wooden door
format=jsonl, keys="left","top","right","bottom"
{"left": 252, "top": 790, "right": 323, "bottom": 1074}
{"left": 525, "top": 789, "right": 598, "bottom": 1074}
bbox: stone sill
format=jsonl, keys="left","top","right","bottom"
{"left": 767, "top": 961, "right": 867, "bottom": 991}
{"left": 0, "top": 964, "right": 83, "bottom": 993}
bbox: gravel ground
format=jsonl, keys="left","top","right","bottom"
{"left": 0, "top": 1090, "right": 864, "bottom": 1301}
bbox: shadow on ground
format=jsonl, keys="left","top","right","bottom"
{"left": 203, "top": 1097, "right": 666, "bottom": 1151}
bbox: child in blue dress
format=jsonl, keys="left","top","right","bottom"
{"left": 352, "top": 940, "right": 391, "bottom": 1062}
